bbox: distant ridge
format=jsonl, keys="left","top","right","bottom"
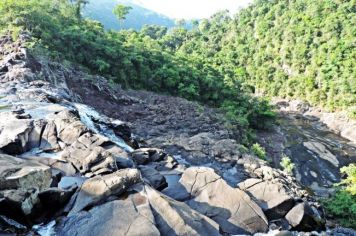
{"left": 84, "top": 0, "right": 176, "bottom": 30}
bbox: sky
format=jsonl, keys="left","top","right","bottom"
{"left": 132, "top": 0, "right": 253, "bottom": 19}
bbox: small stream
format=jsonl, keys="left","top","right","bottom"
{"left": 277, "top": 114, "right": 356, "bottom": 196}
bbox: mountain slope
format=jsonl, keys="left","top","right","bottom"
{"left": 84, "top": 0, "right": 176, "bottom": 30}
{"left": 170, "top": 0, "right": 356, "bottom": 115}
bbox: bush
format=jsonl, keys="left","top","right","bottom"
{"left": 323, "top": 164, "right": 356, "bottom": 228}
{"left": 251, "top": 143, "right": 266, "bottom": 160}
{"left": 280, "top": 154, "right": 294, "bottom": 174}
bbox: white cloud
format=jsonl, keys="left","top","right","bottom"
{"left": 132, "top": 0, "right": 252, "bottom": 19}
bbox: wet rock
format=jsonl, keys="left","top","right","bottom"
{"left": 139, "top": 165, "right": 167, "bottom": 190}
{"left": 110, "top": 120, "right": 132, "bottom": 142}
{"left": 131, "top": 148, "right": 166, "bottom": 165}
{"left": 303, "top": 142, "right": 339, "bottom": 167}
{"left": 68, "top": 168, "right": 141, "bottom": 215}
{"left": 61, "top": 133, "right": 118, "bottom": 175}
{"left": 39, "top": 121, "right": 60, "bottom": 151}
{"left": 0, "top": 215, "right": 27, "bottom": 234}
{"left": 145, "top": 186, "right": 220, "bottom": 236}
{"left": 0, "top": 154, "right": 51, "bottom": 191}
{"left": 57, "top": 191, "right": 160, "bottom": 236}
{"left": 179, "top": 167, "right": 268, "bottom": 234}
{"left": 285, "top": 202, "right": 324, "bottom": 231}
{"left": 239, "top": 178, "right": 295, "bottom": 220}
{"left": 54, "top": 118, "right": 88, "bottom": 145}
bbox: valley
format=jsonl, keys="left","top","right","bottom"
{"left": 0, "top": 0, "right": 355, "bottom": 235}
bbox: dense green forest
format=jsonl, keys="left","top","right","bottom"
{"left": 0, "top": 0, "right": 355, "bottom": 130}
{"left": 163, "top": 0, "right": 355, "bottom": 116}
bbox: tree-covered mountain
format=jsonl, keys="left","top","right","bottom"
{"left": 84, "top": 0, "right": 176, "bottom": 30}
{"left": 166, "top": 0, "right": 355, "bottom": 116}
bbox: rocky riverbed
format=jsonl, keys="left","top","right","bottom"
{"left": 258, "top": 100, "right": 356, "bottom": 197}
{"left": 0, "top": 35, "right": 354, "bottom": 235}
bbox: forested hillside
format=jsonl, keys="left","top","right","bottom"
{"left": 0, "top": 0, "right": 354, "bottom": 134}
{"left": 163, "top": 0, "right": 355, "bottom": 116}
{"left": 0, "top": 0, "right": 275, "bottom": 138}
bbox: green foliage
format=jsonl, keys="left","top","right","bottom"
{"left": 167, "top": 0, "right": 355, "bottom": 114}
{"left": 251, "top": 143, "right": 266, "bottom": 160}
{"left": 0, "top": 0, "right": 276, "bottom": 141}
{"left": 280, "top": 154, "right": 295, "bottom": 174}
{"left": 324, "top": 190, "right": 356, "bottom": 228}
{"left": 323, "top": 164, "right": 356, "bottom": 228}
{"left": 113, "top": 4, "right": 132, "bottom": 22}
{"left": 238, "top": 145, "right": 249, "bottom": 154}
{"left": 339, "top": 164, "right": 356, "bottom": 195}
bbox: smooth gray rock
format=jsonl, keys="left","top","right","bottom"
{"left": 285, "top": 202, "right": 324, "bottom": 231}
{"left": 0, "top": 117, "right": 34, "bottom": 154}
{"left": 303, "top": 141, "right": 339, "bottom": 167}
{"left": 57, "top": 192, "right": 160, "bottom": 236}
{"left": 179, "top": 167, "right": 268, "bottom": 234}
{"left": 145, "top": 186, "right": 220, "bottom": 236}
{"left": 239, "top": 178, "right": 295, "bottom": 220}
{"left": 68, "top": 168, "right": 141, "bottom": 215}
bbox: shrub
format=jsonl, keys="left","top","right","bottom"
{"left": 251, "top": 143, "right": 266, "bottom": 160}
{"left": 323, "top": 164, "right": 356, "bottom": 228}
{"left": 280, "top": 154, "right": 295, "bottom": 174}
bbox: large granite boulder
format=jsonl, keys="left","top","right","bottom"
{"left": 0, "top": 154, "right": 51, "bottom": 191}
{"left": 145, "top": 186, "right": 220, "bottom": 236}
{"left": 68, "top": 168, "right": 141, "bottom": 215}
{"left": 61, "top": 133, "right": 118, "bottom": 176}
{"left": 0, "top": 154, "right": 52, "bottom": 223}
{"left": 0, "top": 116, "right": 34, "bottom": 155}
{"left": 285, "top": 202, "right": 324, "bottom": 231}
{"left": 139, "top": 165, "right": 167, "bottom": 190}
{"left": 130, "top": 148, "right": 166, "bottom": 165}
{"left": 239, "top": 178, "right": 295, "bottom": 220}
{"left": 177, "top": 167, "right": 268, "bottom": 234}
{"left": 57, "top": 191, "right": 160, "bottom": 236}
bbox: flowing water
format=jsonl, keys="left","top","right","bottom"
{"left": 73, "top": 103, "right": 134, "bottom": 152}
{"left": 278, "top": 115, "right": 356, "bottom": 196}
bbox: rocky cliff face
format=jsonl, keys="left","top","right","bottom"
{"left": 0, "top": 35, "right": 329, "bottom": 235}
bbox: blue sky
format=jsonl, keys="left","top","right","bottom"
{"left": 132, "top": 0, "right": 253, "bottom": 19}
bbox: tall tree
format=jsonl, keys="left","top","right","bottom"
{"left": 113, "top": 4, "right": 132, "bottom": 29}
{"left": 70, "top": 0, "right": 89, "bottom": 20}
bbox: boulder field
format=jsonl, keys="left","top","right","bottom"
{"left": 0, "top": 35, "right": 335, "bottom": 235}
